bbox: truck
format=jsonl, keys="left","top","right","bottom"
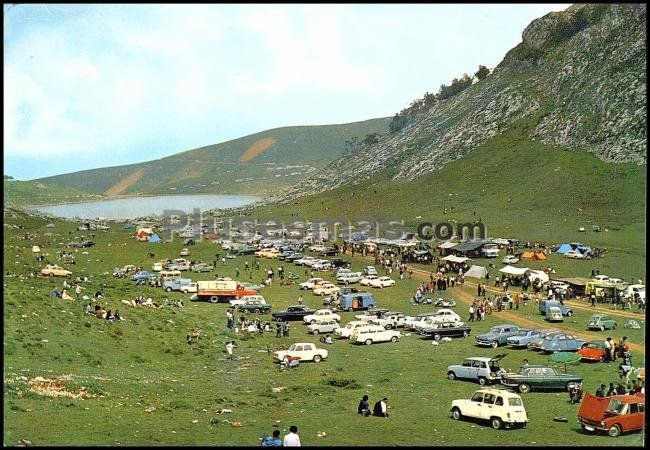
{"left": 194, "top": 279, "right": 258, "bottom": 303}
{"left": 163, "top": 278, "right": 197, "bottom": 293}
{"left": 338, "top": 292, "right": 376, "bottom": 312}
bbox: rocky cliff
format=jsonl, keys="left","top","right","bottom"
{"left": 276, "top": 4, "right": 646, "bottom": 200}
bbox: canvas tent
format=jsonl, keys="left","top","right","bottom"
{"left": 521, "top": 251, "right": 535, "bottom": 259}
{"left": 499, "top": 265, "right": 529, "bottom": 276}
{"left": 441, "top": 255, "right": 471, "bottom": 263}
{"left": 533, "top": 252, "right": 546, "bottom": 260}
{"left": 148, "top": 233, "right": 161, "bottom": 243}
{"left": 464, "top": 265, "right": 488, "bottom": 279}
{"left": 527, "top": 269, "right": 549, "bottom": 283}
{"left": 555, "top": 243, "right": 573, "bottom": 254}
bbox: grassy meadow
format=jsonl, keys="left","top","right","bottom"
{"left": 2, "top": 208, "right": 645, "bottom": 446}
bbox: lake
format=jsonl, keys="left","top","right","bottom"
{"left": 30, "top": 194, "right": 260, "bottom": 220}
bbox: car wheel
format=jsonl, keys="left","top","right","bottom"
{"left": 365, "top": 339, "right": 372, "bottom": 345}
{"left": 348, "top": 307, "right": 353, "bottom": 312}
{"left": 312, "top": 329, "right": 319, "bottom": 335}
{"left": 600, "top": 326, "right": 605, "bottom": 331}
{"left": 566, "top": 311, "right": 573, "bottom": 317}
{"left": 49, "top": 273, "right": 54, "bottom": 277}
{"left": 491, "top": 341, "right": 499, "bottom": 349}
{"left": 447, "top": 372, "right": 456, "bottom": 381}
{"left": 612, "top": 323, "right": 617, "bottom": 329}
{"left": 386, "top": 324, "right": 392, "bottom": 330}
{"left": 311, "top": 320, "right": 317, "bottom": 324}
{"left": 462, "top": 330, "right": 469, "bottom": 337}
{"left": 478, "top": 377, "right": 488, "bottom": 386}
{"left": 434, "top": 333, "right": 442, "bottom": 341}
{"left": 313, "top": 355, "right": 322, "bottom": 363}
{"left": 519, "top": 383, "right": 531, "bottom": 394}
{"left": 451, "top": 407, "right": 462, "bottom": 420}
{"left": 390, "top": 336, "right": 398, "bottom": 343}
{"left": 599, "top": 355, "right": 605, "bottom": 363}
{"left": 254, "top": 308, "right": 260, "bottom": 314}
{"left": 608, "top": 424, "right": 621, "bottom": 437}
{"left": 166, "top": 287, "right": 172, "bottom": 292}
{"left": 491, "top": 417, "right": 503, "bottom": 430}
{"left": 209, "top": 297, "right": 219, "bottom": 303}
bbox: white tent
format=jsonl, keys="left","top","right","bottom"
{"left": 441, "top": 255, "right": 471, "bottom": 263}
{"left": 499, "top": 265, "right": 529, "bottom": 276}
{"left": 438, "top": 241, "right": 459, "bottom": 249}
{"left": 527, "top": 269, "right": 549, "bottom": 283}
{"left": 464, "top": 265, "right": 488, "bottom": 279}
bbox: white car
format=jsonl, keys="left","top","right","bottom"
{"left": 502, "top": 255, "right": 519, "bottom": 264}
{"left": 274, "top": 343, "right": 328, "bottom": 363}
{"left": 229, "top": 295, "right": 267, "bottom": 308}
{"left": 360, "top": 275, "right": 379, "bottom": 286}
{"left": 311, "top": 260, "right": 332, "bottom": 271}
{"left": 152, "top": 262, "right": 164, "bottom": 272}
{"left": 564, "top": 250, "right": 585, "bottom": 259}
{"left": 299, "top": 277, "right": 325, "bottom": 290}
{"left": 180, "top": 248, "right": 190, "bottom": 256}
{"left": 303, "top": 309, "right": 342, "bottom": 324}
{"left": 414, "top": 309, "right": 462, "bottom": 332}
{"left": 313, "top": 282, "right": 340, "bottom": 296}
{"left": 369, "top": 276, "right": 396, "bottom": 288}
{"left": 336, "top": 272, "right": 363, "bottom": 284}
{"left": 308, "top": 244, "right": 328, "bottom": 252}
{"left": 370, "top": 312, "right": 408, "bottom": 329}
{"left": 450, "top": 388, "right": 529, "bottom": 430}
{"left": 295, "top": 256, "right": 318, "bottom": 266}
{"left": 350, "top": 324, "right": 401, "bottom": 345}
{"left": 364, "top": 266, "right": 378, "bottom": 276}
{"left": 307, "top": 319, "right": 339, "bottom": 335}
{"left": 335, "top": 320, "right": 374, "bottom": 338}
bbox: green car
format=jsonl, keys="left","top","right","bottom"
{"left": 500, "top": 365, "right": 583, "bottom": 394}
{"left": 587, "top": 314, "right": 617, "bottom": 331}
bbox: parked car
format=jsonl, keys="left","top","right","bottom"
{"left": 450, "top": 388, "right": 529, "bottom": 430}
{"left": 578, "top": 392, "right": 646, "bottom": 437}
{"left": 354, "top": 308, "right": 390, "bottom": 322}
{"left": 191, "top": 263, "right": 213, "bottom": 273}
{"left": 350, "top": 324, "right": 401, "bottom": 345}
{"left": 329, "top": 257, "right": 350, "bottom": 268}
{"left": 272, "top": 305, "right": 317, "bottom": 321}
{"left": 284, "top": 252, "right": 304, "bottom": 262}
{"left": 475, "top": 324, "right": 521, "bottom": 348}
{"left": 370, "top": 312, "right": 408, "bottom": 329}
{"left": 363, "top": 266, "right": 378, "bottom": 276}
{"left": 311, "top": 260, "right": 332, "bottom": 271}
{"left": 432, "top": 298, "right": 457, "bottom": 308}
{"left": 235, "top": 299, "right": 271, "bottom": 314}
{"left": 299, "top": 277, "right": 325, "bottom": 290}
{"left": 335, "top": 320, "right": 374, "bottom": 339}
{"left": 313, "top": 282, "right": 340, "bottom": 296}
{"left": 539, "top": 299, "right": 573, "bottom": 317}
{"left": 319, "top": 247, "right": 338, "bottom": 257}
{"left": 41, "top": 264, "right": 72, "bottom": 277}
{"left": 274, "top": 342, "right": 328, "bottom": 363}
{"left": 180, "top": 248, "right": 190, "bottom": 256}
{"left": 303, "top": 309, "right": 341, "bottom": 324}
{"left": 131, "top": 271, "right": 157, "bottom": 282}
{"left": 587, "top": 314, "right": 618, "bottom": 331}
{"left": 360, "top": 275, "right": 379, "bottom": 286}
{"left": 230, "top": 295, "right": 267, "bottom": 308}
{"left": 500, "top": 365, "right": 583, "bottom": 393}
{"left": 576, "top": 340, "right": 609, "bottom": 362}
{"left": 502, "top": 255, "right": 520, "bottom": 264}
{"left": 255, "top": 248, "right": 281, "bottom": 259}
{"left": 565, "top": 250, "right": 585, "bottom": 259}
{"left": 506, "top": 328, "right": 544, "bottom": 348}
{"left": 336, "top": 272, "right": 363, "bottom": 284}
{"left": 526, "top": 330, "right": 562, "bottom": 349}
{"left": 405, "top": 312, "right": 440, "bottom": 330}
{"left": 537, "top": 332, "right": 587, "bottom": 352}
{"left": 420, "top": 323, "right": 472, "bottom": 341}
{"left": 447, "top": 354, "right": 507, "bottom": 385}
{"left": 307, "top": 319, "right": 339, "bottom": 335}
{"left": 369, "top": 276, "right": 396, "bottom": 288}
{"left": 152, "top": 262, "right": 164, "bottom": 272}
{"left": 545, "top": 306, "right": 564, "bottom": 322}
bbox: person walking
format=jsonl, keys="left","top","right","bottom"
{"left": 283, "top": 425, "right": 301, "bottom": 447}
{"left": 358, "top": 395, "right": 370, "bottom": 416}
{"left": 226, "top": 309, "right": 234, "bottom": 329}
{"left": 604, "top": 337, "right": 614, "bottom": 362}
{"left": 75, "top": 284, "right": 82, "bottom": 300}
{"left": 468, "top": 304, "right": 475, "bottom": 322}
{"left": 225, "top": 341, "right": 236, "bottom": 360}
{"left": 275, "top": 320, "right": 282, "bottom": 338}
{"left": 282, "top": 320, "right": 289, "bottom": 337}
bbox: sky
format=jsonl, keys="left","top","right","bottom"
{"left": 4, "top": 3, "right": 572, "bottom": 180}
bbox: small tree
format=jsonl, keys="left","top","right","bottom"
{"left": 475, "top": 65, "right": 490, "bottom": 81}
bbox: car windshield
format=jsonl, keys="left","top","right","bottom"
{"left": 508, "top": 397, "right": 523, "bottom": 407}
{"left": 587, "top": 343, "right": 602, "bottom": 349}
{"left": 489, "top": 327, "right": 504, "bottom": 333}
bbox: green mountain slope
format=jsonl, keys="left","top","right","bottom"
{"left": 3, "top": 178, "right": 103, "bottom": 207}
{"left": 35, "top": 118, "right": 389, "bottom": 198}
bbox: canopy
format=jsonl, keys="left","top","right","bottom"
{"left": 499, "top": 265, "right": 529, "bottom": 275}
{"left": 438, "top": 241, "right": 459, "bottom": 249}
{"left": 441, "top": 255, "right": 470, "bottom": 263}
{"left": 464, "top": 265, "right": 488, "bottom": 279}
{"left": 527, "top": 269, "right": 549, "bottom": 283}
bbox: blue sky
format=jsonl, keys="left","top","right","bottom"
{"left": 4, "top": 4, "right": 572, "bottom": 180}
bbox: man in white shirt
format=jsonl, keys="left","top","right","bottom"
{"left": 283, "top": 425, "right": 301, "bottom": 447}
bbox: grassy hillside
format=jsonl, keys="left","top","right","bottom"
{"left": 3, "top": 179, "right": 103, "bottom": 207}
{"left": 33, "top": 118, "right": 389, "bottom": 199}
{"left": 2, "top": 208, "right": 645, "bottom": 445}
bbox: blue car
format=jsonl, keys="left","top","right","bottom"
{"left": 131, "top": 271, "right": 157, "bottom": 282}
{"left": 539, "top": 299, "right": 573, "bottom": 317}
{"left": 537, "top": 332, "right": 586, "bottom": 353}
{"left": 475, "top": 324, "right": 521, "bottom": 348}
{"left": 506, "top": 328, "right": 544, "bottom": 347}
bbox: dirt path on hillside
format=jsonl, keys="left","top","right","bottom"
{"left": 104, "top": 167, "right": 146, "bottom": 196}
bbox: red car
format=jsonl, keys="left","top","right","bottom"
{"left": 576, "top": 340, "right": 608, "bottom": 362}
{"left": 577, "top": 392, "right": 645, "bottom": 437}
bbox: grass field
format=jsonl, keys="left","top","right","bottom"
{"left": 3, "top": 209, "right": 645, "bottom": 446}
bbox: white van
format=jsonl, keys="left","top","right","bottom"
{"left": 350, "top": 324, "right": 401, "bottom": 345}
{"left": 159, "top": 269, "right": 182, "bottom": 280}
{"left": 229, "top": 295, "right": 267, "bottom": 307}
